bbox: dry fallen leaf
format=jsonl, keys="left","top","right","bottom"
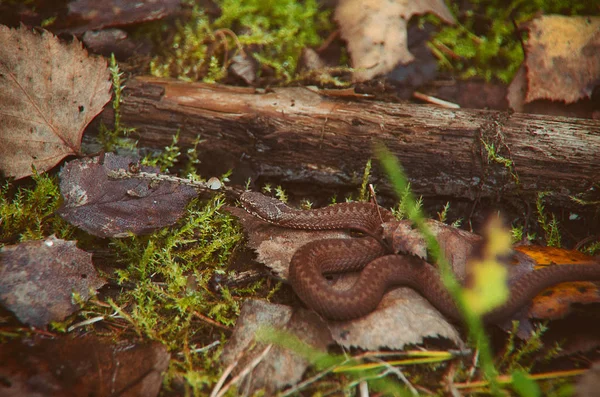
{"left": 220, "top": 300, "right": 333, "bottom": 396}
{"left": 523, "top": 15, "right": 600, "bottom": 104}
{"left": 514, "top": 245, "right": 600, "bottom": 320}
{"left": 58, "top": 153, "right": 198, "bottom": 238}
{"left": 0, "top": 235, "right": 105, "bottom": 328}
{"left": 0, "top": 25, "right": 111, "bottom": 179}
{"left": 0, "top": 335, "right": 169, "bottom": 397}
{"left": 335, "top": 0, "right": 454, "bottom": 81}
{"left": 576, "top": 361, "right": 600, "bottom": 397}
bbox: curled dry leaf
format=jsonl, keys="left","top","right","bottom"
{"left": 220, "top": 300, "right": 333, "bottom": 396}
{"left": 0, "top": 25, "right": 111, "bottom": 180}
{"left": 335, "top": 0, "right": 454, "bottom": 82}
{"left": 0, "top": 335, "right": 169, "bottom": 397}
{"left": 0, "top": 235, "right": 105, "bottom": 328}
{"left": 58, "top": 153, "right": 198, "bottom": 238}
{"left": 523, "top": 15, "right": 600, "bottom": 104}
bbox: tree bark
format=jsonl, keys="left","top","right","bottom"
{"left": 97, "top": 76, "right": 600, "bottom": 209}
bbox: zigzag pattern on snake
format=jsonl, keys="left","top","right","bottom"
{"left": 240, "top": 191, "right": 600, "bottom": 322}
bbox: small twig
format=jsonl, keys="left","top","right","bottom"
{"left": 412, "top": 91, "right": 460, "bottom": 109}
{"left": 178, "top": 340, "right": 220, "bottom": 356}
{"left": 214, "top": 28, "right": 246, "bottom": 58}
{"left": 467, "top": 349, "right": 479, "bottom": 381}
{"left": 108, "top": 169, "right": 213, "bottom": 189}
{"left": 211, "top": 344, "right": 273, "bottom": 397}
{"left": 368, "top": 184, "right": 387, "bottom": 226}
{"left": 193, "top": 310, "right": 232, "bottom": 332}
{"left": 211, "top": 357, "right": 238, "bottom": 397}
{"left": 67, "top": 316, "right": 105, "bottom": 332}
{"left": 574, "top": 234, "right": 600, "bottom": 251}
{"left": 359, "top": 380, "right": 369, "bottom": 397}
{"left": 279, "top": 361, "right": 346, "bottom": 396}
{"left": 107, "top": 169, "right": 243, "bottom": 199}
{"left": 369, "top": 357, "right": 418, "bottom": 396}
{"left": 316, "top": 29, "right": 340, "bottom": 52}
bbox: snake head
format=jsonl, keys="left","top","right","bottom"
{"left": 239, "top": 191, "right": 291, "bottom": 223}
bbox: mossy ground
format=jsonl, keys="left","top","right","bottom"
{"left": 145, "top": 0, "right": 597, "bottom": 85}
{"left": 0, "top": 151, "right": 594, "bottom": 395}
{"left": 148, "top": 0, "right": 332, "bottom": 83}
{"left": 1, "top": 0, "right": 599, "bottom": 395}
{"left": 428, "top": 0, "right": 598, "bottom": 83}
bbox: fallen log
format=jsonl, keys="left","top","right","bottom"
{"left": 97, "top": 76, "right": 600, "bottom": 210}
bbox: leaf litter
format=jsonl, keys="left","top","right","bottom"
{"left": 508, "top": 15, "right": 600, "bottom": 109}
{"left": 0, "top": 25, "right": 111, "bottom": 179}
{"left": 58, "top": 153, "right": 198, "bottom": 238}
{"left": 219, "top": 300, "right": 333, "bottom": 396}
{"left": 334, "top": 0, "right": 454, "bottom": 82}
{"left": 229, "top": 201, "right": 600, "bottom": 344}
{"left": 0, "top": 334, "right": 169, "bottom": 397}
{"left": 224, "top": 201, "right": 600, "bottom": 392}
{"left": 0, "top": 235, "right": 105, "bottom": 328}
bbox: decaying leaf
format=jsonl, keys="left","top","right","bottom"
{"left": 515, "top": 245, "right": 600, "bottom": 320}
{"left": 523, "top": 15, "right": 600, "bottom": 104}
{"left": 58, "top": 153, "right": 198, "bottom": 238}
{"left": 0, "top": 25, "right": 111, "bottom": 179}
{"left": 0, "top": 235, "right": 105, "bottom": 328}
{"left": 220, "top": 300, "right": 333, "bottom": 396}
{"left": 0, "top": 335, "right": 169, "bottom": 397}
{"left": 327, "top": 285, "right": 463, "bottom": 350}
{"left": 335, "top": 0, "right": 454, "bottom": 82}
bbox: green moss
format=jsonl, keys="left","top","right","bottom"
{"left": 427, "top": 0, "right": 597, "bottom": 82}
{"left": 142, "top": 131, "right": 182, "bottom": 172}
{"left": 88, "top": 195, "right": 272, "bottom": 391}
{"left": 481, "top": 137, "right": 519, "bottom": 185}
{"left": 150, "top": 0, "right": 332, "bottom": 82}
{"left": 0, "top": 172, "right": 74, "bottom": 245}
{"left": 536, "top": 192, "right": 562, "bottom": 247}
{"left": 97, "top": 54, "right": 137, "bottom": 152}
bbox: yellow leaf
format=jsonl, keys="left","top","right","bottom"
{"left": 463, "top": 217, "right": 511, "bottom": 315}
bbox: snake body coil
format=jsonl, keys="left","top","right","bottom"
{"left": 240, "top": 192, "right": 600, "bottom": 322}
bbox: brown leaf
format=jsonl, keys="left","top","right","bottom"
{"left": 513, "top": 245, "right": 600, "bottom": 320}
{"left": 335, "top": 0, "right": 454, "bottom": 82}
{"left": 576, "top": 361, "right": 600, "bottom": 397}
{"left": 0, "top": 335, "right": 169, "bottom": 397}
{"left": 220, "top": 300, "right": 333, "bottom": 396}
{"left": 524, "top": 15, "right": 600, "bottom": 104}
{"left": 0, "top": 235, "right": 105, "bottom": 328}
{"left": 328, "top": 285, "right": 463, "bottom": 349}
{"left": 58, "top": 153, "right": 198, "bottom": 238}
{"left": 0, "top": 25, "right": 111, "bottom": 179}
{"left": 66, "top": 0, "right": 181, "bottom": 34}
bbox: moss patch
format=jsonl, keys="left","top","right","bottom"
{"left": 150, "top": 0, "right": 332, "bottom": 83}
